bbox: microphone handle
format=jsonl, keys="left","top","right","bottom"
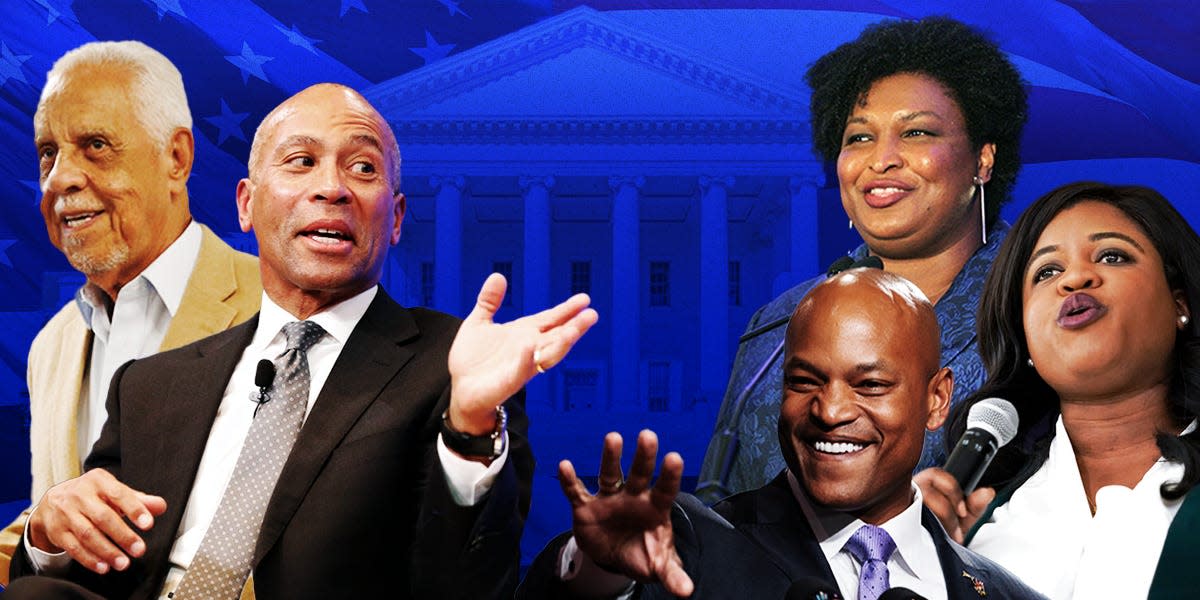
{"left": 942, "top": 428, "right": 999, "bottom": 495}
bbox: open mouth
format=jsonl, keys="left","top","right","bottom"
{"left": 1057, "top": 293, "right": 1106, "bottom": 329}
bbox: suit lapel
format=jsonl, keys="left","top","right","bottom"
{"left": 737, "top": 475, "right": 838, "bottom": 584}
{"left": 923, "top": 508, "right": 988, "bottom": 600}
{"left": 143, "top": 317, "right": 259, "bottom": 559}
{"left": 253, "top": 291, "right": 418, "bottom": 561}
{"left": 160, "top": 226, "right": 241, "bottom": 351}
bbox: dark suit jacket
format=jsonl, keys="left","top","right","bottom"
{"left": 519, "top": 473, "right": 1043, "bottom": 599}
{"left": 10, "top": 288, "right": 533, "bottom": 600}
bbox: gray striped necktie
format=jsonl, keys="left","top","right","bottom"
{"left": 173, "top": 320, "right": 325, "bottom": 600}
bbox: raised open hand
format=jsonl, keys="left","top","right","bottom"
{"left": 558, "top": 430, "right": 694, "bottom": 597}
{"left": 448, "top": 273, "right": 598, "bottom": 434}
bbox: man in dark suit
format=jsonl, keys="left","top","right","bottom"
{"left": 6, "top": 83, "right": 598, "bottom": 599}
{"left": 518, "top": 269, "right": 1042, "bottom": 599}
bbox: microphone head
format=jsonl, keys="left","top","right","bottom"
{"left": 827, "top": 256, "right": 855, "bottom": 276}
{"left": 784, "top": 576, "right": 844, "bottom": 600}
{"left": 878, "top": 587, "right": 928, "bottom": 600}
{"left": 254, "top": 359, "right": 276, "bottom": 388}
{"left": 966, "top": 397, "right": 1019, "bottom": 447}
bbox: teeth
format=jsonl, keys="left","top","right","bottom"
{"left": 63, "top": 212, "right": 98, "bottom": 227}
{"left": 868, "top": 187, "right": 903, "bottom": 196}
{"left": 813, "top": 441, "right": 865, "bottom": 454}
{"left": 309, "top": 229, "right": 347, "bottom": 241}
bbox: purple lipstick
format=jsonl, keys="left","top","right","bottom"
{"left": 1057, "top": 293, "right": 1107, "bottom": 330}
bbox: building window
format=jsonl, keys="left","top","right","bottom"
{"left": 648, "top": 361, "right": 671, "bottom": 412}
{"left": 570, "top": 261, "right": 591, "bottom": 295}
{"left": 420, "top": 261, "right": 434, "bottom": 307}
{"left": 649, "top": 261, "right": 670, "bottom": 307}
{"left": 493, "top": 261, "right": 513, "bottom": 306}
{"left": 729, "top": 260, "right": 741, "bottom": 307}
{"left": 562, "top": 368, "right": 600, "bottom": 411}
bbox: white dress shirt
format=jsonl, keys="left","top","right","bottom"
{"left": 970, "top": 416, "right": 1193, "bottom": 599}
{"left": 790, "top": 471, "right": 948, "bottom": 600}
{"left": 76, "top": 221, "right": 202, "bottom": 464}
{"left": 28, "top": 286, "right": 508, "bottom": 599}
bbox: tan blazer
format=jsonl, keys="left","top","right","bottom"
{"left": 0, "top": 225, "right": 261, "bottom": 585}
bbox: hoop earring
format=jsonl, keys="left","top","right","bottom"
{"left": 975, "top": 176, "right": 987, "bottom": 246}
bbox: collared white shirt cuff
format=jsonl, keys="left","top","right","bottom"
{"left": 437, "top": 431, "right": 509, "bottom": 506}
{"left": 557, "top": 535, "right": 637, "bottom": 599}
{"left": 22, "top": 505, "right": 72, "bottom": 574}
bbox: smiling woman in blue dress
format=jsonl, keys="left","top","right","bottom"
{"left": 697, "top": 17, "right": 1029, "bottom": 503}
{"left": 921, "top": 182, "right": 1200, "bottom": 599}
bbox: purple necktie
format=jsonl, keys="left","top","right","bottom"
{"left": 844, "top": 524, "right": 897, "bottom": 600}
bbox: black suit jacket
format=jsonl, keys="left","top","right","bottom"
{"left": 519, "top": 473, "right": 1043, "bottom": 599}
{"left": 11, "top": 289, "right": 533, "bottom": 599}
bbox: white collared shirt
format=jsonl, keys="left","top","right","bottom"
{"left": 76, "top": 221, "right": 202, "bottom": 465}
{"left": 29, "top": 286, "right": 508, "bottom": 598}
{"left": 970, "top": 416, "right": 1192, "bottom": 599}
{"left": 789, "top": 471, "right": 948, "bottom": 600}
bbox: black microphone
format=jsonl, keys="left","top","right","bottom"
{"left": 784, "top": 577, "right": 844, "bottom": 600}
{"left": 826, "top": 256, "right": 855, "bottom": 276}
{"left": 943, "top": 397, "right": 1019, "bottom": 494}
{"left": 878, "top": 587, "right": 929, "bottom": 600}
{"left": 827, "top": 255, "right": 884, "bottom": 276}
{"left": 250, "top": 359, "right": 275, "bottom": 417}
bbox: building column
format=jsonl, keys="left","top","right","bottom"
{"left": 431, "top": 175, "right": 465, "bottom": 315}
{"left": 609, "top": 175, "right": 644, "bottom": 412}
{"left": 789, "top": 171, "right": 824, "bottom": 276}
{"left": 698, "top": 175, "right": 733, "bottom": 406}
{"left": 520, "top": 175, "right": 555, "bottom": 411}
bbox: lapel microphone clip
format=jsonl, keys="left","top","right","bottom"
{"left": 250, "top": 359, "right": 276, "bottom": 418}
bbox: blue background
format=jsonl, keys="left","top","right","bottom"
{"left": 1, "top": 0, "right": 1198, "bottom": 566}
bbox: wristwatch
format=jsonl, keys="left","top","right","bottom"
{"left": 441, "top": 405, "right": 507, "bottom": 459}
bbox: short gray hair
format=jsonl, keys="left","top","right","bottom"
{"left": 39, "top": 41, "right": 192, "bottom": 147}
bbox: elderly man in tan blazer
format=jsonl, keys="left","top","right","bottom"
{"left": 0, "top": 41, "right": 260, "bottom": 584}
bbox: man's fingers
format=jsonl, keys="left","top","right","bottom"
{"left": 659, "top": 551, "right": 694, "bottom": 598}
{"left": 558, "top": 460, "right": 592, "bottom": 507}
{"left": 136, "top": 493, "right": 169, "bottom": 519}
{"left": 465, "top": 273, "right": 508, "bottom": 323}
{"left": 103, "top": 484, "right": 159, "bottom": 532}
{"left": 650, "top": 452, "right": 684, "bottom": 512}
{"left": 625, "top": 430, "right": 659, "bottom": 495}
{"left": 52, "top": 530, "right": 111, "bottom": 575}
{"left": 597, "top": 432, "right": 625, "bottom": 495}
{"left": 529, "top": 293, "right": 593, "bottom": 331}
{"left": 62, "top": 506, "right": 131, "bottom": 572}
{"left": 530, "top": 308, "right": 599, "bottom": 371}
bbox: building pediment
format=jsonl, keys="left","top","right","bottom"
{"left": 365, "top": 5, "right": 807, "bottom": 144}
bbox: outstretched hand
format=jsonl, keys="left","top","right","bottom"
{"left": 558, "top": 430, "right": 694, "bottom": 597}
{"left": 448, "top": 273, "right": 598, "bottom": 434}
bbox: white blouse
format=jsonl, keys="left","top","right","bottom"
{"left": 970, "top": 416, "right": 1191, "bottom": 599}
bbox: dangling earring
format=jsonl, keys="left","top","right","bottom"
{"left": 975, "top": 176, "right": 987, "bottom": 246}
{"left": 849, "top": 218, "right": 854, "bottom": 230}
{"left": 1026, "top": 357, "right": 1034, "bottom": 368}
